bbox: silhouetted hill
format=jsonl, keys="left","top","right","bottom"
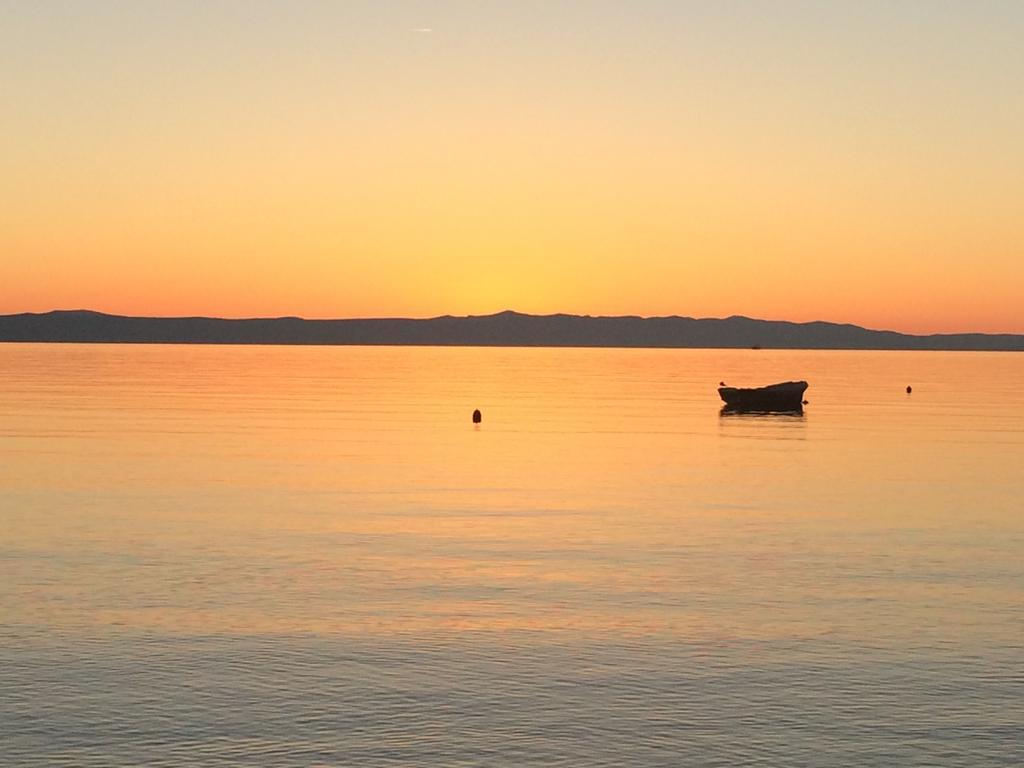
{"left": 1, "top": 309, "right": 1021, "bottom": 350}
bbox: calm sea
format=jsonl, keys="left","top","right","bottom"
{"left": 2, "top": 344, "right": 1022, "bottom": 767}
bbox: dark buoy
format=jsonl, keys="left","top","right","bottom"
{"left": 906, "top": 385, "right": 912, "bottom": 394}
{"left": 472, "top": 409, "right": 482, "bottom": 424}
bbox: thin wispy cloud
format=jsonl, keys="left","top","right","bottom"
{"left": 412, "top": 27, "right": 432, "bottom": 33}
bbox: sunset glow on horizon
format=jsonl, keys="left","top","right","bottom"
{"left": 3, "top": 2, "right": 1022, "bottom": 335}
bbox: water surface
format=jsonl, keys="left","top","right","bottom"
{"left": 2, "top": 344, "right": 1022, "bottom": 766}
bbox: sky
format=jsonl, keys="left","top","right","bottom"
{"left": 2, "top": 1, "right": 1022, "bottom": 334}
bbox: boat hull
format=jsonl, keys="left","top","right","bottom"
{"left": 718, "top": 380, "right": 808, "bottom": 412}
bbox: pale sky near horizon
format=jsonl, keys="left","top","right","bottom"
{"left": 2, "top": 1, "right": 1022, "bottom": 333}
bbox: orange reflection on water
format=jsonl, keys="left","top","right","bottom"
{"left": 2, "top": 344, "right": 1022, "bottom": 648}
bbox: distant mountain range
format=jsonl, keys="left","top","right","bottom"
{"left": 1, "top": 309, "right": 1022, "bottom": 351}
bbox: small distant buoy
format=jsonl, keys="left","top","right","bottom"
{"left": 906, "top": 385, "right": 912, "bottom": 394}
{"left": 472, "top": 409, "right": 482, "bottom": 424}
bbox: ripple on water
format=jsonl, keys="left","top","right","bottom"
{"left": 3, "top": 631, "right": 1023, "bottom": 767}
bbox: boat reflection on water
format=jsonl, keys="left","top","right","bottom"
{"left": 720, "top": 405, "right": 805, "bottom": 418}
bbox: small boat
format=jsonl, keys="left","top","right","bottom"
{"left": 718, "top": 380, "right": 808, "bottom": 412}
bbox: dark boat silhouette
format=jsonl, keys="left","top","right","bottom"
{"left": 718, "top": 380, "right": 808, "bottom": 413}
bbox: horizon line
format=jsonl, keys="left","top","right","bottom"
{"left": 3, "top": 307, "right": 1022, "bottom": 340}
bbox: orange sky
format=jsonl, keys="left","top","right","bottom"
{"left": 2, "top": 3, "right": 1022, "bottom": 334}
